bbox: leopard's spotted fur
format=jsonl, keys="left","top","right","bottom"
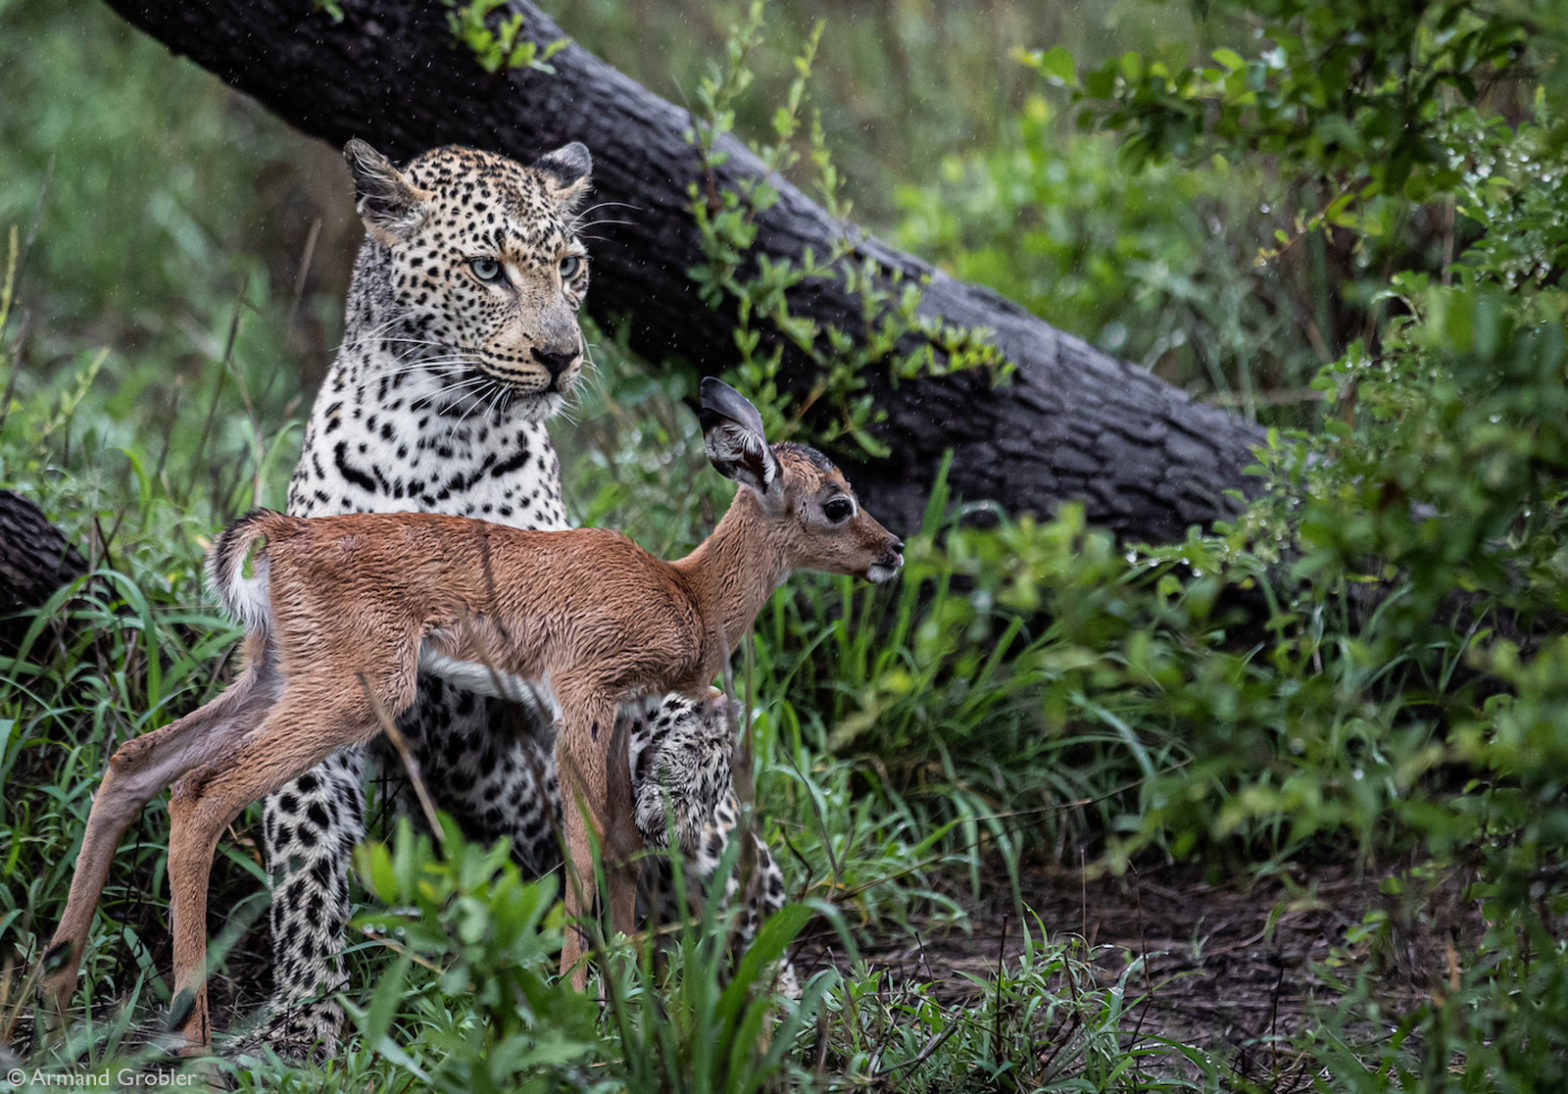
{"left": 245, "top": 142, "right": 789, "bottom": 1058}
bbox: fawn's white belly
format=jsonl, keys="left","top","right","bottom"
{"left": 416, "top": 645, "right": 559, "bottom": 723}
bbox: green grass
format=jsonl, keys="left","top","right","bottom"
{"left": 0, "top": 332, "right": 1520, "bottom": 1091}
{"left": 0, "top": 287, "right": 1274, "bottom": 1088}
{"left": 7, "top": 0, "right": 1568, "bottom": 1089}
{"left": 3, "top": 180, "right": 1560, "bottom": 1094}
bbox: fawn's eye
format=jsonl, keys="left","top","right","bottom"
{"left": 559, "top": 254, "right": 584, "bottom": 280}
{"left": 823, "top": 497, "right": 854, "bottom": 524}
{"left": 470, "top": 257, "right": 506, "bottom": 284}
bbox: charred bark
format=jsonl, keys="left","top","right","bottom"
{"left": 100, "top": 0, "right": 1266, "bottom": 540}
{"left": 0, "top": 490, "right": 89, "bottom": 652}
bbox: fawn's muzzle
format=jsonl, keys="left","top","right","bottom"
{"left": 867, "top": 536, "right": 904, "bottom": 584}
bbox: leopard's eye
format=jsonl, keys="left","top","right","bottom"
{"left": 470, "top": 257, "right": 505, "bottom": 284}
{"left": 823, "top": 497, "right": 854, "bottom": 524}
{"left": 559, "top": 254, "right": 584, "bottom": 280}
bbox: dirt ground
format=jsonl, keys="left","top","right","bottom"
{"left": 10, "top": 852, "right": 1476, "bottom": 1088}
{"left": 793, "top": 858, "right": 1480, "bottom": 1089}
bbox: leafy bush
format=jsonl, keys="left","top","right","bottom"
{"left": 0, "top": 0, "right": 345, "bottom": 493}
{"left": 894, "top": 99, "right": 1326, "bottom": 416}
{"left": 8, "top": 0, "right": 1568, "bottom": 1089}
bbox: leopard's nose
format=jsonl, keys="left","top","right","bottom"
{"left": 531, "top": 346, "right": 578, "bottom": 381}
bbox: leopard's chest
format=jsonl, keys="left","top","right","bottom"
{"left": 287, "top": 355, "right": 568, "bottom": 530}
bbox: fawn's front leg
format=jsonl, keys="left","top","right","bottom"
{"left": 555, "top": 690, "right": 640, "bottom": 992}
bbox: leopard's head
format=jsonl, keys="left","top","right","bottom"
{"left": 344, "top": 140, "right": 594, "bottom": 423}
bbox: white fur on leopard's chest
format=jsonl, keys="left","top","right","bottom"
{"left": 288, "top": 361, "right": 568, "bottom": 530}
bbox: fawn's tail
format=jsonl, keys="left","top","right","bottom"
{"left": 207, "top": 509, "right": 303, "bottom": 634}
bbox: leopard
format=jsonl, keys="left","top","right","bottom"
{"left": 243, "top": 139, "right": 790, "bottom": 1059}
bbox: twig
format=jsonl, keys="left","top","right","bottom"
{"left": 784, "top": 731, "right": 844, "bottom": 888}
{"left": 993, "top": 912, "right": 1008, "bottom": 1076}
{"left": 284, "top": 217, "right": 322, "bottom": 344}
{"left": 353, "top": 927, "right": 447, "bottom": 975}
{"left": 0, "top": 949, "right": 46, "bottom": 1049}
{"left": 812, "top": 1004, "right": 830, "bottom": 1078}
{"left": 1080, "top": 846, "right": 1088, "bottom": 944}
{"left": 1205, "top": 387, "right": 1326, "bottom": 408}
{"left": 1129, "top": 866, "right": 1153, "bottom": 1046}
{"left": 870, "top": 1020, "right": 960, "bottom": 1084}
{"left": 1034, "top": 1008, "right": 1081, "bottom": 1081}
{"left": 1267, "top": 953, "right": 1285, "bottom": 1080}
{"left": 717, "top": 633, "right": 763, "bottom": 987}
{"left": 0, "top": 226, "right": 26, "bottom": 440}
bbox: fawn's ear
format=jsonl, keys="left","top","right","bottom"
{"left": 344, "top": 139, "right": 428, "bottom": 244}
{"left": 535, "top": 142, "right": 593, "bottom": 212}
{"left": 700, "top": 378, "right": 779, "bottom": 500}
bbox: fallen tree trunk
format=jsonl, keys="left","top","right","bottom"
{"left": 101, "top": 0, "right": 1267, "bottom": 541}
{"left": 0, "top": 490, "right": 89, "bottom": 653}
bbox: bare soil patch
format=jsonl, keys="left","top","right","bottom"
{"left": 794, "top": 859, "right": 1480, "bottom": 1088}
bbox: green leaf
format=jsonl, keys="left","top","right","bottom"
{"left": 361, "top": 952, "right": 410, "bottom": 1045}
{"left": 1034, "top": 45, "right": 1077, "bottom": 86}
{"left": 1212, "top": 47, "right": 1245, "bottom": 71}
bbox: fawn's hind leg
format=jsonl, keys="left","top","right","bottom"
{"left": 166, "top": 667, "right": 413, "bottom": 1052}
{"left": 39, "top": 648, "right": 279, "bottom": 1027}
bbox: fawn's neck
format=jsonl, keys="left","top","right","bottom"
{"left": 672, "top": 490, "right": 792, "bottom": 668}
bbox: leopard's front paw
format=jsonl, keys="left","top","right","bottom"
{"left": 223, "top": 1000, "right": 343, "bottom": 1065}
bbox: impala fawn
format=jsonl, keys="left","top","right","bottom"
{"left": 39, "top": 379, "right": 903, "bottom": 1051}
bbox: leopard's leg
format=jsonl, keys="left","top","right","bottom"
{"left": 439, "top": 691, "right": 716, "bottom": 891}
{"left": 238, "top": 675, "right": 553, "bottom": 1061}
{"left": 417, "top": 685, "right": 802, "bottom": 995}
{"left": 226, "top": 740, "right": 367, "bottom": 1061}
{"left": 630, "top": 693, "right": 800, "bottom": 997}
{"left": 682, "top": 791, "right": 799, "bottom": 997}
{"left": 629, "top": 693, "right": 726, "bottom": 859}
{"left": 235, "top": 682, "right": 454, "bottom": 1061}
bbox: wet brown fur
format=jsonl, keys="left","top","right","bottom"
{"left": 40, "top": 437, "right": 901, "bottom": 1051}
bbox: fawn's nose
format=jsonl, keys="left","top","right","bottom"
{"left": 865, "top": 534, "right": 905, "bottom": 584}
{"left": 881, "top": 536, "right": 905, "bottom": 570}
{"left": 531, "top": 346, "right": 579, "bottom": 385}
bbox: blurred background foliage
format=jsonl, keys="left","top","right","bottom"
{"left": 5, "top": 0, "right": 1568, "bottom": 1088}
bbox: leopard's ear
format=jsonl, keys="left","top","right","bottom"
{"left": 535, "top": 142, "right": 592, "bottom": 212}
{"left": 344, "top": 139, "right": 427, "bottom": 243}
